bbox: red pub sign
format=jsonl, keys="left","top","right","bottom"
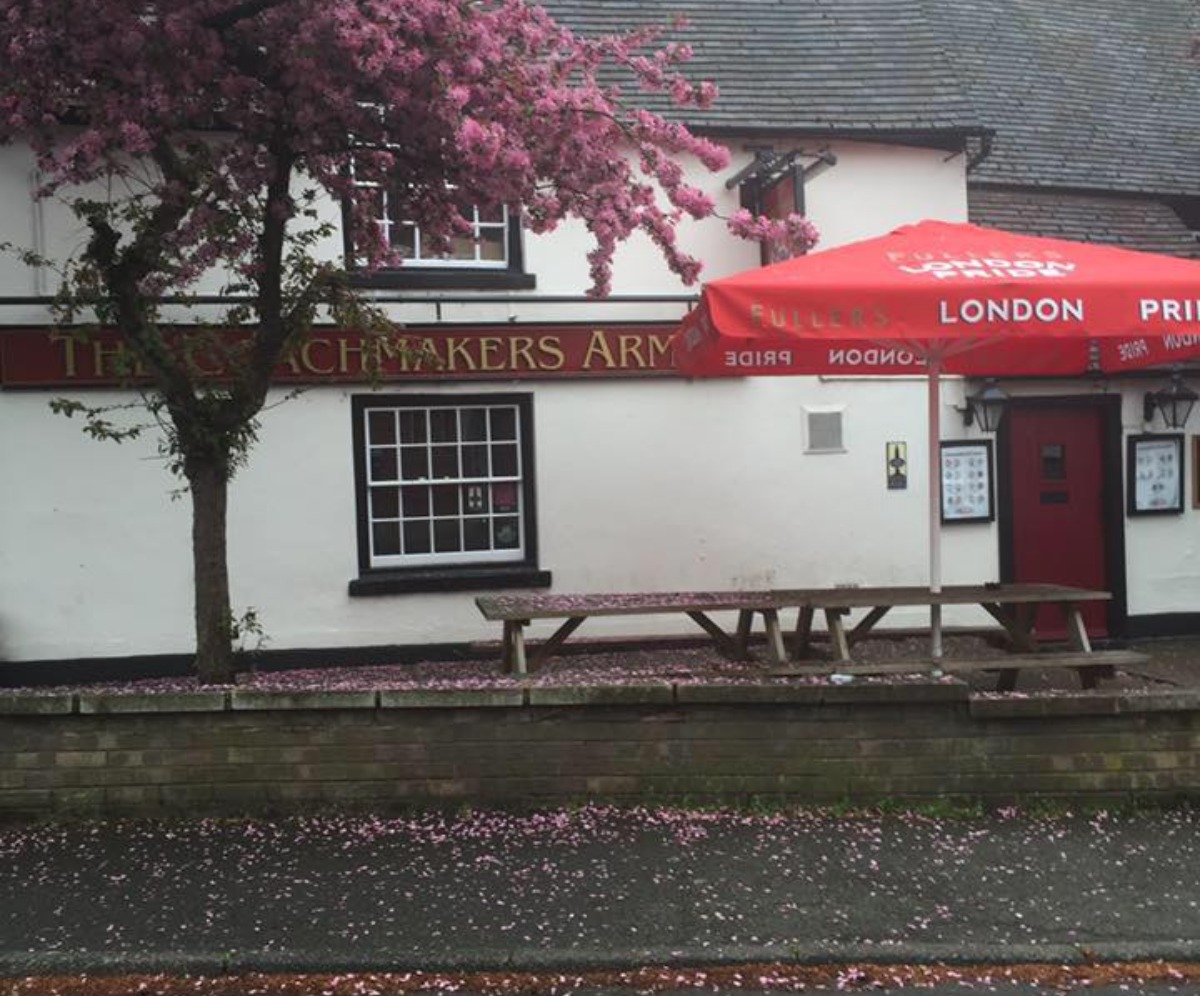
{"left": 0, "top": 323, "right": 681, "bottom": 387}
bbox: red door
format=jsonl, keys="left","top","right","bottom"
{"left": 1005, "top": 405, "right": 1109, "bottom": 637}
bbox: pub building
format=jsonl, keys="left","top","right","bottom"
{"left": 1, "top": 0, "right": 1198, "bottom": 677}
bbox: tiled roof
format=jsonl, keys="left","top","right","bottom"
{"left": 539, "top": 0, "right": 985, "bottom": 135}
{"left": 970, "top": 189, "right": 1200, "bottom": 259}
{"left": 542, "top": 0, "right": 1200, "bottom": 197}
{"left": 927, "top": 0, "right": 1200, "bottom": 196}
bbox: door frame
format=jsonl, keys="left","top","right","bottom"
{"left": 996, "top": 393, "right": 1128, "bottom": 638}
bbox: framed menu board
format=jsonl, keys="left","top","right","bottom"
{"left": 1127, "top": 434, "right": 1184, "bottom": 515}
{"left": 940, "top": 440, "right": 994, "bottom": 523}
{"left": 1194, "top": 436, "right": 1200, "bottom": 509}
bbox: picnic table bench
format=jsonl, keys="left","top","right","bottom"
{"left": 475, "top": 583, "right": 1144, "bottom": 690}
{"left": 775, "top": 582, "right": 1146, "bottom": 690}
{"left": 475, "top": 590, "right": 793, "bottom": 675}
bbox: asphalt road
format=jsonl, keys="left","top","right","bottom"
{"left": 2, "top": 805, "right": 1199, "bottom": 977}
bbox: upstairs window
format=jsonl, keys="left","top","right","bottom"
{"left": 382, "top": 198, "right": 510, "bottom": 269}
{"left": 346, "top": 181, "right": 534, "bottom": 290}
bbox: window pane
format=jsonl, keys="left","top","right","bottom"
{"left": 358, "top": 185, "right": 385, "bottom": 219}
{"left": 430, "top": 409, "right": 458, "bottom": 442}
{"left": 461, "top": 408, "right": 488, "bottom": 441}
{"left": 463, "top": 518, "right": 490, "bottom": 551}
{"left": 431, "top": 445, "right": 459, "bottom": 479}
{"left": 462, "top": 444, "right": 488, "bottom": 478}
{"left": 492, "top": 481, "right": 518, "bottom": 513}
{"left": 477, "top": 226, "right": 505, "bottom": 262}
{"left": 448, "top": 235, "right": 479, "bottom": 261}
{"left": 370, "top": 487, "right": 399, "bottom": 519}
{"left": 477, "top": 204, "right": 505, "bottom": 224}
{"left": 393, "top": 221, "right": 418, "bottom": 259}
{"left": 372, "top": 522, "right": 401, "bottom": 556}
{"left": 401, "top": 485, "right": 430, "bottom": 517}
{"left": 369, "top": 448, "right": 398, "bottom": 482}
{"left": 490, "top": 408, "right": 516, "bottom": 439}
{"left": 399, "top": 410, "right": 427, "bottom": 444}
{"left": 367, "top": 410, "right": 396, "bottom": 444}
{"left": 400, "top": 446, "right": 429, "bottom": 480}
{"left": 434, "top": 519, "right": 461, "bottom": 553}
{"left": 1042, "top": 444, "right": 1066, "bottom": 480}
{"left": 403, "top": 520, "right": 431, "bottom": 554}
{"left": 464, "top": 484, "right": 488, "bottom": 513}
{"left": 492, "top": 444, "right": 518, "bottom": 477}
{"left": 431, "top": 484, "right": 459, "bottom": 516}
{"left": 493, "top": 517, "right": 520, "bottom": 549}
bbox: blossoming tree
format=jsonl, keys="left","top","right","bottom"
{"left": 0, "top": 0, "right": 817, "bottom": 683}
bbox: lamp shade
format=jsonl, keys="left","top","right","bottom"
{"left": 967, "top": 379, "right": 1008, "bottom": 433}
{"left": 1145, "top": 371, "right": 1198, "bottom": 429}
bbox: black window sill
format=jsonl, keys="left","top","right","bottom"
{"left": 349, "top": 269, "right": 537, "bottom": 291}
{"left": 349, "top": 565, "right": 552, "bottom": 596}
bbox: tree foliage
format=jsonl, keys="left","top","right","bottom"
{"left": 0, "top": 0, "right": 817, "bottom": 681}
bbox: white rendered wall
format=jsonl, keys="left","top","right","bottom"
{"left": 1, "top": 372, "right": 1004, "bottom": 660}
{"left": 7, "top": 131, "right": 1194, "bottom": 663}
{"left": 522, "top": 139, "right": 968, "bottom": 298}
{"left": 2, "top": 339, "right": 1192, "bottom": 662}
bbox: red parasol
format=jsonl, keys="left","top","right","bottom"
{"left": 674, "top": 220, "right": 1200, "bottom": 656}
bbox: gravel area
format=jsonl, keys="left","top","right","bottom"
{"left": 2, "top": 634, "right": 1197, "bottom": 698}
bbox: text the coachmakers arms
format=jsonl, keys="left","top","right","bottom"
{"left": 0, "top": 325, "right": 679, "bottom": 386}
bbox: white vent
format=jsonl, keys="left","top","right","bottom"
{"left": 805, "top": 408, "right": 845, "bottom": 453}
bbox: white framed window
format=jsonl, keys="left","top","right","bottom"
{"left": 352, "top": 394, "right": 539, "bottom": 572}
{"left": 360, "top": 182, "right": 512, "bottom": 269}
{"left": 346, "top": 172, "right": 533, "bottom": 290}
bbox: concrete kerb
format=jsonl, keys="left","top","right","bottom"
{"left": 0, "top": 680, "right": 980, "bottom": 716}
{"left": 13, "top": 676, "right": 1200, "bottom": 718}
{"left": 5, "top": 940, "right": 1200, "bottom": 978}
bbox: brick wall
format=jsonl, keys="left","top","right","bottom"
{"left": 3, "top": 683, "right": 1200, "bottom": 816}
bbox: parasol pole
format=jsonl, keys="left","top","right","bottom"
{"left": 927, "top": 356, "right": 943, "bottom": 661}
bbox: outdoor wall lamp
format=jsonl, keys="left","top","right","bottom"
{"left": 1143, "top": 368, "right": 1199, "bottom": 429}
{"left": 961, "top": 378, "right": 1009, "bottom": 432}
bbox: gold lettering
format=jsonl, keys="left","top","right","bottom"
{"left": 618, "top": 335, "right": 648, "bottom": 368}
{"left": 478, "top": 337, "right": 504, "bottom": 371}
{"left": 183, "top": 337, "right": 222, "bottom": 376}
{"left": 508, "top": 336, "right": 536, "bottom": 370}
{"left": 338, "top": 336, "right": 368, "bottom": 374}
{"left": 537, "top": 336, "right": 565, "bottom": 370}
{"left": 374, "top": 335, "right": 410, "bottom": 372}
{"left": 415, "top": 337, "right": 442, "bottom": 371}
{"left": 445, "top": 337, "right": 479, "bottom": 372}
{"left": 582, "top": 330, "right": 617, "bottom": 368}
{"left": 300, "top": 338, "right": 336, "bottom": 375}
{"left": 50, "top": 333, "right": 78, "bottom": 378}
{"left": 646, "top": 334, "right": 672, "bottom": 365}
{"left": 92, "top": 340, "right": 130, "bottom": 378}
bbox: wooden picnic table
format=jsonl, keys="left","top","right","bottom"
{"left": 475, "top": 583, "right": 1140, "bottom": 689}
{"left": 475, "top": 590, "right": 793, "bottom": 675}
{"left": 786, "top": 582, "right": 1106, "bottom": 660}
{"left": 774, "top": 582, "right": 1135, "bottom": 690}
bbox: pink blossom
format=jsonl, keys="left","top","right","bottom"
{"left": 0, "top": 0, "right": 811, "bottom": 295}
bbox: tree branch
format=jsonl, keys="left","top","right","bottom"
{"left": 239, "top": 138, "right": 297, "bottom": 410}
{"left": 201, "top": 0, "right": 295, "bottom": 33}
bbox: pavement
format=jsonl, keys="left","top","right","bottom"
{"left": 2, "top": 803, "right": 1200, "bottom": 978}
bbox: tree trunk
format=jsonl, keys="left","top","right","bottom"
{"left": 188, "top": 455, "right": 235, "bottom": 685}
